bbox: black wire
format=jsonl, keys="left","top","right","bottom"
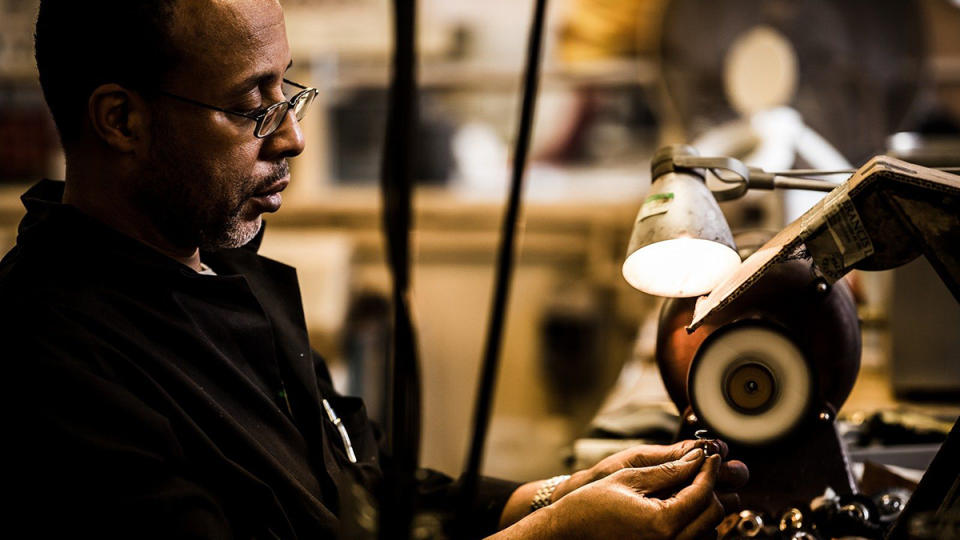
{"left": 456, "top": 0, "right": 549, "bottom": 529}
{"left": 379, "top": 0, "right": 421, "bottom": 537}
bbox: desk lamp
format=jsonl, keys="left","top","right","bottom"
{"left": 623, "top": 144, "right": 843, "bottom": 297}
{"left": 622, "top": 145, "right": 740, "bottom": 297}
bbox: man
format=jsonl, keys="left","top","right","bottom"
{"left": 4, "top": 1, "right": 747, "bottom": 538}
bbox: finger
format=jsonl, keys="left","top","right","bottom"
{"left": 661, "top": 455, "right": 722, "bottom": 526}
{"left": 718, "top": 459, "right": 749, "bottom": 490}
{"left": 621, "top": 447, "right": 706, "bottom": 495}
{"left": 658, "top": 438, "right": 728, "bottom": 462}
{"left": 675, "top": 492, "right": 726, "bottom": 540}
{"left": 713, "top": 439, "right": 729, "bottom": 458}
{"left": 621, "top": 440, "right": 699, "bottom": 468}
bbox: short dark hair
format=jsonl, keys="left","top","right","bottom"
{"left": 35, "top": 0, "right": 180, "bottom": 146}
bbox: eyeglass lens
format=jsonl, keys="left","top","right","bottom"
{"left": 258, "top": 103, "right": 288, "bottom": 138}
{"left": 293, "top": 91, "right": 315, "bottom": 120}
{"left": 256, "top": 90, "right": 316, "bottom": 138}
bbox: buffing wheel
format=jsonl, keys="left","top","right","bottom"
{"left": 689, "top": 322, "right": 813, "bottom": 446}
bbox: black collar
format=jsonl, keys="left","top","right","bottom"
{"left": 15, "top": 179, "right": 267, "bottom": 274}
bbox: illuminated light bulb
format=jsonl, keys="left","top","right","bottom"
{"left": 622, "top": 237, "right": 741, "bottom": 297}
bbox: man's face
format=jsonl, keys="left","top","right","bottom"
{"left": 135, "top": 0, "right": 304, "bottom": 250}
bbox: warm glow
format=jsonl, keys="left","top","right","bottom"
{"left": 622, "top": 238, "right": 741, "bottom": 297}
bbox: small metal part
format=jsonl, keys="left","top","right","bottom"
{"left": 693, "top": 429, "right": 719, "bottom": 455}
{"left": 735, "top": 510, "right": 765, "bottom": 537}
{"left": 839, "top": 502, "right": 869, "bottom": 522}
{"left": 819, "top": 410, "right": 832, "bottom": 422}
{"left": 810, "top": 490, "right": 840, "bottom": 514}
{"left": 878, "top": 493, "right": 904, "bottom": 515}
{"left": 875, "top": 489, "right": 911, "bottom": 523}
{"left": 779, "top": 508, "right": 805, "bottom": 531}
{"left": 686, "top": 413, "right": 699, "bottom": 424}
{"left": 815, "top": 280, "right": 830, "bottom": 294}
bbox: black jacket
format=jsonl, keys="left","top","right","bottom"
{"left": 2, "top": 180, "right": 517, "bottom": 539}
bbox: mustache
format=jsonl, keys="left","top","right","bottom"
{"left": 252, "top": 161, "right": 290, "bottom": 194}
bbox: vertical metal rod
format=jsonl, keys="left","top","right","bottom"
{"left": 457, "top": 0, "right": 549, "bottom": 530}
{"left": 379, "top": 0, "right": 421, "bottom": 537}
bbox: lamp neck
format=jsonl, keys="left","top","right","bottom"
{"left": 651, "top": 144, "right": 705, "bottom": 182}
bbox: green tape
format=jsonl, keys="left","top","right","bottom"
{"left": 645, "top": 192, "right": 675, "bottom": 204}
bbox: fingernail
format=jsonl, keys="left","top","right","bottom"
{"left": 681, "top": 448, "right": 703, "bottom": 462}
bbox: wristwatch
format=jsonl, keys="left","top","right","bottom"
{"left": 530, "top": 474, "right": 570, "bottom": 512}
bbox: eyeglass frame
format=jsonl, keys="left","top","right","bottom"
{"left": 155, "top": 79, "right": 318, "bottom": 138}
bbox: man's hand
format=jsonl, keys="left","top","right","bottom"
{"left": 552, "top": 439, "right": 749, "bottom": 502}
{"left": 496, "top": 440, "right": 749, "bottom": 530}
{"left": 492, "top": 449, "right": 726, "bottom": 539}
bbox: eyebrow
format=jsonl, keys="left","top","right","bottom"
{"left": 228, "top": 59, "right": 294, "bottom": 98}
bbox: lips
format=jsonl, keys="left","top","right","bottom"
{"left": 249, "top": 176, "right": 289, "bottom": 213}
{"left": 253, "top": 176, "right": 289, "bottom": 197}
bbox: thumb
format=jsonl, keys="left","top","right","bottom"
{"left": 620, "top": 447, "right": 706, "bottom": 495}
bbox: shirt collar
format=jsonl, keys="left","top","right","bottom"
{"left": 16, "top": 179, "right": 266, "bottom": 272}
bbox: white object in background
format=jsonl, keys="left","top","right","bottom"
{"left": 724, "top": 26, "right": 799, "bottom": 118}
{"left": 257, "top": 232, "right": 354, "bottom": 338}
{"left": 694, "top": 24, "right": 851, "bottom": 224}
{"left": 451, "top": 121, "right": 509, "bottom": 197}
{"left": 748, "top": 108, "right": 851, "bottom": 222}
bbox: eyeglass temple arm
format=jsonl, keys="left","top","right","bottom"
{"left": 155, "top": 90, "right": 259, "bottom": 121}
{"left": 282, "top": 78, "right": 309, "bottom": 90}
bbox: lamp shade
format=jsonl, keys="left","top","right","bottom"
{"left": 623, "top": 146, "right": 740, "bottom": 297}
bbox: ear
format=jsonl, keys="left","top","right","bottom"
{"left": 87, "top": 83, "right": 150, "bottom": 153}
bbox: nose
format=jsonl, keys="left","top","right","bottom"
{"left": 264, "top": 109, "right": 306, "bottom": 159}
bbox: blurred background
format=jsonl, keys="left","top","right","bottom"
{"left": 2, "top": 0, "right": 959, "bottom": 482}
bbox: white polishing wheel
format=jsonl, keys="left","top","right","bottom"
{"left": 690, "top": 324, "right": 812, "bottom": 446}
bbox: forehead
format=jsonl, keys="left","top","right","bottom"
{"left": 168, "top": 0, "right": 288, "bottom": 88}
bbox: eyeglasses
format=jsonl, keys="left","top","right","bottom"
{"left": 156, "top": 79, "right": 318, "bottom": 138}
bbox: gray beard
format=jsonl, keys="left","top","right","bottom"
{"left": 135, "top": 140, "right": 281, "bottom": 252}
{"left": 196, "top": 206, "right": 262, "bottom": 251}
{"left": 136, "top": 107, "right": 291, "bottom": 251}
{"left": 131, "top": 166, "right": 254, "bottom": 252}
